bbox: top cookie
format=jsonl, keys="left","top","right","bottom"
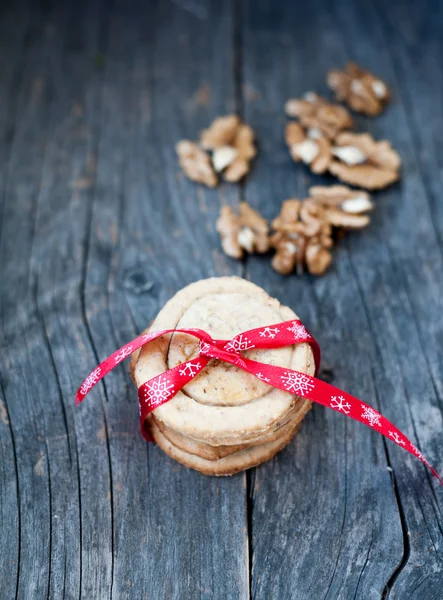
{"left": 133, "top": 277, "right": 314, "bottom": 445}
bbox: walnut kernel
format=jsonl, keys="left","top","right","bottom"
{"left": 270, "top": 185, "right": 372, "bottom": 276}
{"left": 200, "top": 115, "right": 240, "bottom": 149}
{"left": 176, "top": 140, "right": 217, "bottom": 188}
{"left": 285, "top": 123, "right": 331, "bottom": 174}
{"left": 329, "top": 132, "right": 401, "bottom": 190}
{"left": 285, "top": 93, "right": 353, "bottom": 139}
{"left": 216, "top": 203, "right": 269, "bottom": 259}
{"left": 177, "top": 116, "right": 256, "bottom": 186}
{"left": 328, "top": 62, "right": 391, "bottom": 116}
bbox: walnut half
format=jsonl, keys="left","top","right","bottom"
{"left": 270, "top": 198, "right": 333, "bottom": 276}
{"left": 176, "top": 140, "right": 218, "bottom": 188}
{"left": 309, "top": 185, "right": 373, "bottom": 229}
{"left": 285, "top": 122, "right": 331, "bottom": 174}
{"left": 329, "top": 132, "right": 401, "bottom": 190}
{"left": 201, "top": 115, "right": 256, "bottom": 183}
{"left": 285, "top": 92, "right": 353, "bottom": 139}
{"left": 216, "top": 203, "right": 270, "bottom": 259}
{"left": 328, "top": 62, "right": 391, "bottom": 116}
{"left": 177, "top": 115, "right": 256, "bottom": 187}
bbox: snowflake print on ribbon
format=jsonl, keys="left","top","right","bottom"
{"left": 256, "top": 372, "right": 271, "bottom": 383}
{"left": 234, "top": 356, "right": 248, "bottom": 368}
{"left": 361, "top": 405, "right": 381, "bottom": 427}
{"left": 142, "top": 375, "right": 175, "bottom": 407}
{"left": 389, "top": 431, "right": 406, "bottom": 446}
{"left": 199, "top": 340, "right": 211, "bottom": 355}
{"left": 287, "top": 321, "right": 309, "bottom": 339}
{"left": 79, "top": 367, "right": 101, "bottom": 396}
{"left": 225, "top": 334, "right": 255, "bottom": 352}
{"left": 259, "top": 326, "right": 280, "bottom": 339}
{"left": 281, "top": 371, "right": 314, "bottom": 396}
{"left": 330, "top": 395, "right": 351, "bottom": 414}
{"left": 410, "top": 443, "right": 431, "bottom": 467}
{"left": 179, "top": 362, "right": 201, "bottom": 377}
{"left": 114, "top": 346, "right": 133, "bottom": 364}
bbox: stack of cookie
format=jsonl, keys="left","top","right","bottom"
{"left": 130, "top": 277, "right": 314, "bottom": 475}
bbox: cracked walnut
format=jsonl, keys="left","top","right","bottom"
{"left": 177, "top": 115, "right": 256, "bottom": 186}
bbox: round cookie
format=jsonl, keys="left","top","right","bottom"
{"left": 149, "top": 415, "right": 303, "bottom": 476}
{"left": 152, "top": 399, "right": 311, "bottom": 461}
{"left": 133, "top": 277, "right": 314, "bottom": 446}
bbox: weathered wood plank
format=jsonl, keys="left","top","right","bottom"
{"left": 239, "top": 0, "right": 439, "bottom": 598}
{"left": 0, "top": 4, "right": 36, "bottom": 596}
{"left": 0, "top": 0, "right": 113, "bottom": 598}
{"left": 0, "top": 3, "right": 93, "bottom": 599}
{"left": 81, "top": 0, "right": 248, "bottom": 598}
{"left": 33, "top": 2, "right": 116, "bottom": 598}
{"left": 0, "top": 0, "right": 248, "bottom": 597}
{"left": 327, "top": 1, "right": 443, "bottom": 598}
{"left": 1, "top": 0, "right": 442, "bottom": 598}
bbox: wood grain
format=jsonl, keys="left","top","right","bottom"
{"left": 240, "top": 1, "right": 443, "bottom": 598}
{"left": 81, "top": 1, "right": 247, "bottom": 598}
{"left": 0, "top": 0, "right": 441, "bottom": 598}
{"left": 241, "top": 2, "right": 402, "bottom": 599}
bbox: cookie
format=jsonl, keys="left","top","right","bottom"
{"left": 152, "top": 399, "right": 311, "bottom": 461}
{"left": 133, "top": 277, "right": 314, "bottom": 446}
{"left": 149, "top": 415, "right": 303, "bottom": 476}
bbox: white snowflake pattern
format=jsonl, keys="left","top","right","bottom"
{"left": 232, "top": 355, "right": 247, "bottom": 368}
{"left": 410, "top": 443, "right": 430, "bottom": 466}
{"left": 114, "top": 346, "right": 133, "bottom": 364}
{"left": 259, "top": 326, "right": 280, "bottom": 339}
{"left": 225, "top": 334, "right": 255, "bottom": 352}
{"left": 142, "top": 375, "right": 175, "bottom": 407}
{"left": 361, "top": 405, "right": 381, "bottom": 427}
{"left": 287, "top": 321, "right": 309, "bottom": 339}
{"left": 179, "top": 362, "right": 201, "bottom": 377}
{"left": 256, "top": 372, "right": 271, "bottom": 383}
{"left": 330, "top": 395, "right": 351, "bottom": 414}
{"left": 199, "top": 340, "right": 211, "bottom": 355}
{"left": 389, "top": 431, "right": 406, "bottom": 446}
{"left": 280, "top": 371, "right": 314, "bottom": 395}
{"left": 80, "top": 367, "right": 102, "bottom": 396}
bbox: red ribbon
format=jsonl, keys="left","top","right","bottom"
{"left": 76, "top": 319, "right": 442, "bottom": 484}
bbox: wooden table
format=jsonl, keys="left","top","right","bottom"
{"left": 1, "top": 0, "right": 442, "bottom": 598}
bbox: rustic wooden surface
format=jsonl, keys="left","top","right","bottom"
{"left": 0, "top": 0, "right": 442, "bottom": 598}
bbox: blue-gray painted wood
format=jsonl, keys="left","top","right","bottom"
{"left": 0, "top": 0, "right": 441, "bottom": 598}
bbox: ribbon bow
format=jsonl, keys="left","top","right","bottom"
{"left": 76, "top": 319, "right": 442, "bottom": 485}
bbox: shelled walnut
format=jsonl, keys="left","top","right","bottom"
{"left": 176, "top": 141, "right": 218, "bottom": 188}
{"left": 327, "top": 62, "right": 391, "bottom": 116}
{"left": 285, "top": 122, "right": 331, "bottom": 174}
{"left": 200, "top": 115, "right": 241, "bottom": 149}
{"left": 271, "top": 185, "right": 373, "bottom": 276}
{"left": 216, "top": 203, "right": 270, "bottom": 259}
{"left": 177, "top": 115, "right": 256, "bottom": 187}
{"left": 270, "top": 199, "right": 333, "bottom": 275}
{"left": 285, "top": 118, "right": 401, "bottom": 190}
{"left": 216, "top": 187, "right": 373, "bottom": 277}
{"left": 328, "top": 132, "right": 401, "bottom": 190}
{"left": 285, "top": 92, "right": 353, "bottom": 139}
{"left": 309, "top": 185, "right": 373, "bottom": 228}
